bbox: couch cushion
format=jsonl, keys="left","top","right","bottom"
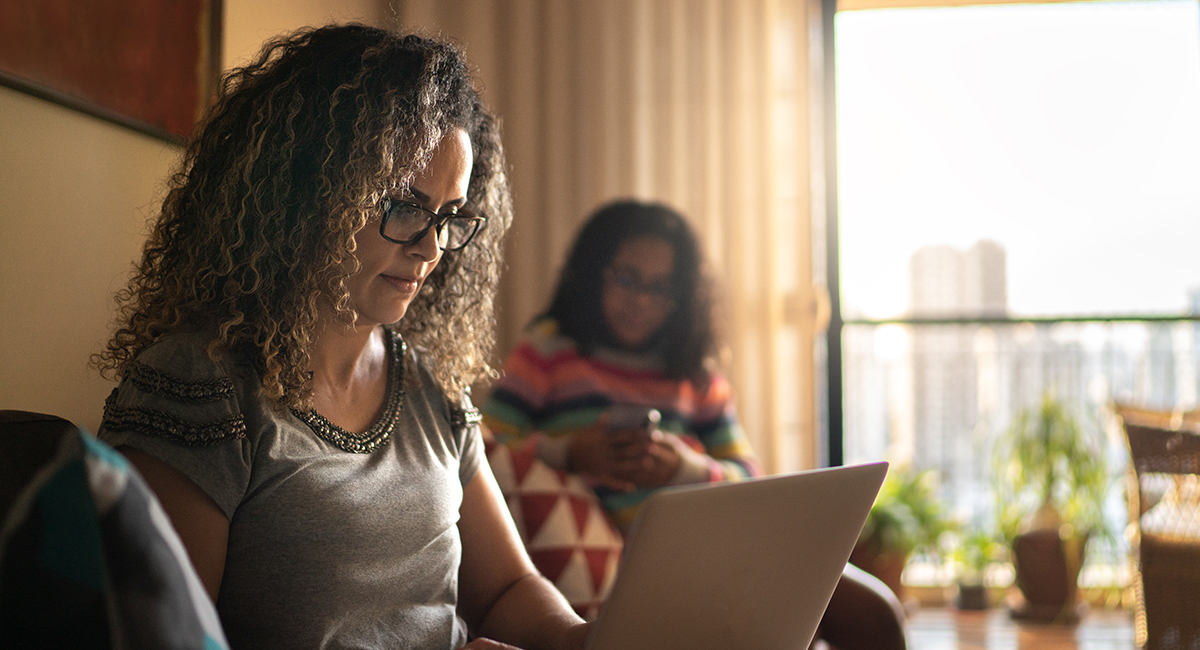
{"left": 485, "top": 439, "right": 623, "bottom": 620}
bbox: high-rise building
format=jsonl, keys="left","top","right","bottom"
{"left": 909, "top": 240, "right": 1007, "bottom": 318}
{"left": 908, "top": 241, "right": 1007, "bottom": 518}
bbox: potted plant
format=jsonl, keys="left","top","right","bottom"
{"left": 850, "top": 465, "right": 955, "bottom": 602}
{"left": 950, "top": 527, "right": 1002, "bottom": 610}
{"left": 991, "top": 392, "right": 1109, "bottom": 623}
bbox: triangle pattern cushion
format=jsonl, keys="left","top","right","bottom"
{"left": 583, "top": 548, "right": 614, "bottom": 594}
{"left": 568, "top": 495, "right": 591, "bottom": 536}
{"left": 509, "top": 440, "right": 538, "bottom": 484}
{"left": 485, "top": 440, "right": 623, "bottom": 620}
{"left": 521, "top": 493, "right": 564, "bottom": 543}
{"left": 528, "top": 548, "right": 575, "bottom": 583}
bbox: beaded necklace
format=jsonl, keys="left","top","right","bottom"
{"left": 292, "top": 330, "right": 406, "bottom": 454}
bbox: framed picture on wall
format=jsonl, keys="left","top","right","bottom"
{"left": 0, "top": 0, "right": 222, "bottom": 144}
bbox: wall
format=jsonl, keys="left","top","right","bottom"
{"left": 0, "top": 0, "right": 388, "bottom": 433}
{"left": 222, "top": 0, "right": 391, "bottom": 69}
{"left": 0, "top": 85, "right": 177, "bottom": 432}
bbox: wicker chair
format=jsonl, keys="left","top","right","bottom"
{"left": 1117, "top": 403, "right": 1200, "bottom": 430}
{"left": 1119, "top": 411, "right": 1200, "bottom": 650}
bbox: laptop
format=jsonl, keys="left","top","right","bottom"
{"left": 584, "top": 461, "right": 888, "bottom": 650}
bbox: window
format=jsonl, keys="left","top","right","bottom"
{"left": 829, "top": 0, "right": 1200, "bottom": 582}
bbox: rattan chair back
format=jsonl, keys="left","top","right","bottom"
{"left": 1119, "top": 411, "right": 1200, "bottom": 650}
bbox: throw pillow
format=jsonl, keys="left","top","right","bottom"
{"left": 485, "top": 438, "right": 623, "bottom": 620}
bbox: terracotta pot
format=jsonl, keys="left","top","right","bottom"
{"left": 1009, "top": 527, "right": 1088, "bottom": 623}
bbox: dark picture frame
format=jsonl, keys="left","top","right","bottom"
{"left": 0, "top": 0, "right": 223, "bottom": 145}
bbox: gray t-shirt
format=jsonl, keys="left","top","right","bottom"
{"left": 98, "top": 330, "right": 483, "bottom": 650}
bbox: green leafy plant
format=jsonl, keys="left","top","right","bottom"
{"left": 950, "top": 527, "right": 1002, "bottom": 585}
{"left": 992, "top": 392, "right": 1109, "bottom": 544}
{"left": 859, "top": 465, "right": 955, "bottom": 558}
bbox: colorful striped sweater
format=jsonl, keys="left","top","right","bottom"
{"left": 482, "top": 318, "right": 761, "bottom": 530}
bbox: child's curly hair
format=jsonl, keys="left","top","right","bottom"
{"left": 93, "top": 24, "right": 511, "bottom": 408}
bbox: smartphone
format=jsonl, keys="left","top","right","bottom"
{"left": 605, "top": 404, "right": 661, "bottom": 432}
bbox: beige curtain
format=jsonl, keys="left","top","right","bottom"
{"left": 395, "top": 0, "right": 829, "bottom": 473}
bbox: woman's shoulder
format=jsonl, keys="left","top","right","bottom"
{"left": 100, "top": 331, "right": 251, "bottom": 447}
{"left": 127, "top": 331, "right": 244, "bottom": 396}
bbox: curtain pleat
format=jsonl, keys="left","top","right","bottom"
{"left": 396, "top": 0, "right": 826, "bottom": 473}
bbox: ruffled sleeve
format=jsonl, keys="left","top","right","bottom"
{"left": 98, "top": 333, "right": 253, "bottom": 519}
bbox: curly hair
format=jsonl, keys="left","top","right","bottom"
{"left": 544, "top": 199, "right": 719, "bottom": 385}
{"left": 93, "top": 24, "right": 511, "bottom": 408}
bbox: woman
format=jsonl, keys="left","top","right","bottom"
{"left": 481, "top": 200, "right": 761, "bottom": 532}
{"left": 94, "top": 25, "right": 588, "bottom": 650}
{"left": 482, "top": 200, "right": 906, "bottom": 650}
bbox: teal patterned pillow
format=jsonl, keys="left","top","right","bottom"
{"left": 0, "top": 427, "right": 229, "bottom": 649}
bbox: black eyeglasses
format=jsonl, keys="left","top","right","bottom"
{"left": 604, "top": 267, "right": 677, "bottom": 305}
{"left": 378, "top": 199, "right": 486, "bottom": 251}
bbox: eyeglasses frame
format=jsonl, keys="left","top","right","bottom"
{"left": 602, "top": 266, "right": 678, "bottom": 309}
{"left": 378, "top": 198, "right": 487, "bottom": 251}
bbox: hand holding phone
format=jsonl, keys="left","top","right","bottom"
{"left": 604, "top": 404, "right": 661, "bottom": 433}
{"left": 568, "top": 405, "right": 666, "bottom": 491}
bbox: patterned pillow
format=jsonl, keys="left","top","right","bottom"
{"left": 485, "top": 439, "right": 623, "bottom": 620}
{"left": 0, "top": 426, "right": 230, "bottom": 649}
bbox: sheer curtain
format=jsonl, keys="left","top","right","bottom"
{"left": 397, "top": 0, "right": 829, "bottom": 473}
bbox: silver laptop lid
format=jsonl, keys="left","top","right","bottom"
{"left": 586, "top": 462, "right": 888, "bottom": 650}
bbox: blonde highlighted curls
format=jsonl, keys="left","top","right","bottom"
{"left": 93, "top": 25, "right": 512, "bottom": 409}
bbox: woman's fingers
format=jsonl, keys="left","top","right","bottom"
{"left": 567, "top": 426, "right": 640, "bottom": 491}
{"left": 613, "top": 438, "right": 684, "bottom": 488}
{"left": 607, "top": 428, "right": 653, "bottom": 457}
{"left": 568, "top": 422, "right": 681, "bottom": 491}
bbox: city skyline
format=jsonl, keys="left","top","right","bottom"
{"left": 844, "top": 238, "right": 1198, "bottom": 560}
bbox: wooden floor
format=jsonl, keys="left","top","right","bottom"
{"left": 907, "top": 608, "right": 1136, "bottom": 650}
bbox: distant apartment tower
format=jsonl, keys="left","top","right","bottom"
{"left": 909, "top": 240, "right": 1007, "bottom": 318}
{"left": 908, "top": 241, "right": 1007, "bottom": 512}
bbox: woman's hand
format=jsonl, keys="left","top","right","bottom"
{"left": 566, "top": 421, "right": 653, "bottom": 491}
{"left": 567, "top": 423, "right": 686, "bottom": 491}
{"left": 623, "top": 431, "right": 683, "bottom": 488}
